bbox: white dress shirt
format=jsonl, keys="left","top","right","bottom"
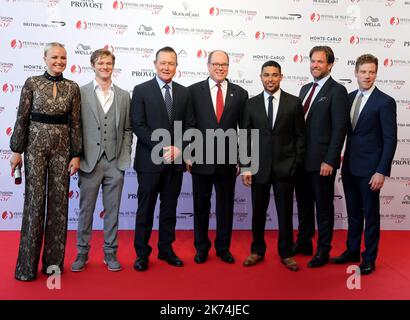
{"left": 303, "top": 74, "right": 331, "bottom": 119}
{"left": 208, "top": 78, "right": 227, "bottom": 115}
{"left": 264, "top": 89, "right": 281, "bottom": 128}
{"left": 156, "top": 76, "right": 173, "bottom": 100}
{"left": 93, "top": 80, "right": 114, "bottom": 114}
{"left": 350, "top": 85, "right": 376, "bottom": 123}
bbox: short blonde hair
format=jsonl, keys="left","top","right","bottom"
{"left": 44, "top": 42, "right": 65, "bottom": 57}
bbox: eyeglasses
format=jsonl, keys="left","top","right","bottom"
{"left": 210, "top": 63, "right": 229, "bottom": 69}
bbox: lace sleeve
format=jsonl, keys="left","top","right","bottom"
{"left": 70, "top": 82, "right": 83, "bottom": 158}
{"left": 9, "top": 77, "right": 33, "bottom": 153}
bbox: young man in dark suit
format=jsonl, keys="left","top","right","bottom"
{"left": 131, "top": 46, "right": 195, "bottom": 271}
{"left": 293, "top": 46, "right": 350, "bottom": 267}
{"left": 188, "top": 50, "right": 248, "bottom": 264}
{"left": 330, "top": 54, "right": 397, "bottom": 275}
{"left": 241, "top": 61, "right": 306, "bottom": 271}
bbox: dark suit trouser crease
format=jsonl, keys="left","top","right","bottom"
{"left": 192, "top": 172, "right": 236, "bottom": 255}
{"left": 251, "top": 176, "right": 295, "bottom": 259}
{"left": 342, "top": 170, "right": 380, "bottom": 263}
{"left": 296, "top": 170, "right": 336, "bottom": 254}
{"left": 295, "top": 169, "right": 315, "bottom": 246}
{"left": 134, "top": 167, "right": 183, "bottom": 258}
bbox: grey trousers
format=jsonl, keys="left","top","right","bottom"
{"left": 76, "top": 155, "right": 124, "bottom": 254}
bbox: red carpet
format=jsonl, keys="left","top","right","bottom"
{"left": 1, "top": 230, "right": 410, "bottom": 300}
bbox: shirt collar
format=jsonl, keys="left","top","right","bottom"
{"left": 93, "top": 79, "right": 114, "bottom": 91}
{"left": 358, "top": 85, "right": 376, "bottom": 98}
{"left": 156, "top": 76, "right": 172, "bottom": 90}
{"left": 208, "top": 77, "right": 227, "bottom": 90}
{"left": 314, "top": 74, "right": 331, "bottom": 87}
{"left": 264, "top": 89, "right": 281, "bottom": 101}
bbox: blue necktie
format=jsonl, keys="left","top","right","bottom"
{"left": 164, "top": 83, "right": 173, "bottom": 124}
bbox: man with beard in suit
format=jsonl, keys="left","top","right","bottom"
{"left": 293, "top": 46, "right": 350, "bottom": 268}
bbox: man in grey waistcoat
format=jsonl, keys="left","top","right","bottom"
{"left": 71, "top": 48, "right": 133, "bottom": 272}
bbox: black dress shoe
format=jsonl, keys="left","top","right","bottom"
{"left": 330, "top": 250, "right": 360, "bottom": 264}
{"left": 158, "top": 252, "right": 184, "bottom": 267}
{"left": 134, "top": 257, "right": 149, "bottom": 271}
{"left": 292, "top": 243, "right": 313, "bottom": 256}
{"left": 216, "top": 251, "right": 235, "bottom": 264}
{"left": 307, "top": 253, "right": 330, "bottom": 268}
{"left": 194, "top": 252, "right": 208, "bottom": 264}
{"left": 359, "top": 261, "right": 375, "bottom": 275}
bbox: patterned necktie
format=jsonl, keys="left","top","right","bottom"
{"left": 303, "top": 82, "right": 318, "bottom": 115}
{"left": 268, "top": 95, "right": 274, "bottom": 129}
{"left": 164, "top": 83, "right": 173, "bottom": 124}
{"left": 216, "top": 83, "right": 224, "bottom": 123}
{"left": 351, "top": 92, "right": 363, "bottom": 130}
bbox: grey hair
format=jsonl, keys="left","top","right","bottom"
{"left": 207, "top": 50, "right": 229, "bottom": 64}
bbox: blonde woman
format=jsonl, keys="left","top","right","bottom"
{"left": 10, "top": 42, "right": 82, "bottom": 281}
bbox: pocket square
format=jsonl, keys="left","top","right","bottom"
{"left": 318, "top": 96, "right": 327, "bottom": 102}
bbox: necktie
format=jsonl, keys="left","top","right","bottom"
{"left": 216, "top": 83, "right": 224, "bottom": 123}
{"left": 267, "top": 95, "right": 274, "bottom": 129}
{"left": 164, "top": 83, "right": 173, "bottom": 124}
{"left": 351, "top": 92, "right": 363, "bottom": 130}
{"left": 303, "top": 82, "right": 318, "bottom": 115}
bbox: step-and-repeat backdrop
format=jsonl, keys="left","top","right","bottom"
{"left": 1, "top": 0, "right": 409, "bottom": 231}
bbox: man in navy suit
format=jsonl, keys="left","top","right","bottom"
{"left": 330, "top": 54, "right": 397, "bottom": 275}
{"left": 241, "top": 60, "right": 306, "bottom": 271}
{"left": 131, "top": 46, "right": 195, "bottom": 271}
{"left": 188, "top": 50, "right": 248, "bottom": 264}
{"left": 293, "top": 46, "right": 350, "bottom": 267}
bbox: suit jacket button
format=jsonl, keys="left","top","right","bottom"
{"left": 97, "top": 143, "right": 100, "bottom": 146}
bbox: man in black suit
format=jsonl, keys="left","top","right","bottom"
{"left": 330, "top": 54, "right": 397, "bottom": 275}
{"left": 131, "top": 46, "right": 195, "bottom": 271}
{"left": 241, "top": 61, "right": 306, "bottom": 271}
{"left": 293, "top": 46, "right": 350, "bottom": 267}
{"left": 188, "top": 50, "right": 248, "bottom": 264}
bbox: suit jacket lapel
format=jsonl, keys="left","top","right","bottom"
{"left": 254, "top": 93, "right": 270, "bottom": 130}
{"left": 86, "top": 82, "right": 101, "bottom": 125}
{"left": 201, "top": 79, "right": 217, "bottom": 122}
{"left": 306, "top": 77, "right": 333, "bottom": 121}
{"left": 273, "top": 91, "right": 286, "bottom": 131}
{"left": 219, "top": 81, "right": 234, "bottom": 123}
{"left": 300, "top": 84, "right": 311, "bottom": 101}
{"left": 355, "top": 87, "right": 379, "bottom": 130}
{"left": 172, "top": 82, "right": 178, "bottom": 117}
{"left": 151, "top": 77, "right": 169, "bottom": 122}
{"left": 113, "top": 84, "right": 121, "bottom": 129}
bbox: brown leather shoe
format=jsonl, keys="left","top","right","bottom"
{"left": 281, "top": 257, "right": 300, "bottom": 271}
{"left": 243, "top": 253, "right": 264, "bottom": 267}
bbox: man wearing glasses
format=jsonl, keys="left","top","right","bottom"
{"left": 188, "top": 50, "right": 248, "bottom": 264}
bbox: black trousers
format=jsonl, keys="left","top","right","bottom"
{"left": 295, "top": 169, "right": 336, "bottom": 254}
{"left": 134, "top": 167, "right": 183, "bottom": 258}
{"left": 251, "top": 175, "right": 295, "bottom": 259}
{"left": 342, "top": 170, "right": 380, "bottom": 263}
{"left": 192, "top": 172, "right": 236, "bottom": 255}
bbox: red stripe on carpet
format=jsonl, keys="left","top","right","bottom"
{"left": 1, "top": 230, "right": 410, "bottom": 300}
